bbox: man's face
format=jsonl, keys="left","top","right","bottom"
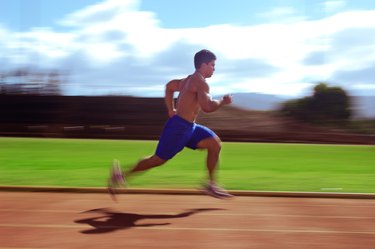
{"left": 204, "top": 60, "right": 216, "bottom": 78}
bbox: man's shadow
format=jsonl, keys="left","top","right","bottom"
{"left": 75, "top": 208, "right": 223, "bottom": 234}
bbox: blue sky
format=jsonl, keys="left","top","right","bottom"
{"left": 0, "top": 0, "right": 375, "bottom": 97}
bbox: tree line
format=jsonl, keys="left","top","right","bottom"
{"left": 0, "top": 68, "right": 65, "bottom": 95}
{"left": 280, "top": 82, "right": 351, "bottom": 123}
{"left": 0, "top": 68, "right": 354, "bottom": 124}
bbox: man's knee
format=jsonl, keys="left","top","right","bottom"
{"left": 213, "top": 137, "right": 222, "bottom": 152}
{"left": 199, "top": 136, "right": 222, "bottom": 152}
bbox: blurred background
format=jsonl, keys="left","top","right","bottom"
{"left": 0, "top": 0, "right": 374, "bottom": 144}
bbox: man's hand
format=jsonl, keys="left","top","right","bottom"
{"left": 221, "top": 94, "right": 233, "bottom": 105}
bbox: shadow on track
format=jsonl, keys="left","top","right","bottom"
{"left": 75, "top": 208, "right": 224, "bottom": 234}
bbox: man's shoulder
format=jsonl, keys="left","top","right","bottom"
{"left": 191, "top": 72, "right": 207, "bottom": 86}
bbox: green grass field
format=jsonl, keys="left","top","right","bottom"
{"left": 0, "top": 137, "right": 374, "bottom": 193}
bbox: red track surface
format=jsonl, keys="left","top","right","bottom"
{"left": 1, "top": 191, "right": 375, "bottom": 249}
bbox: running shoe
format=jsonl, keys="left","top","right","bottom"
{"left": 107, "top": 159, "right": 126, "bottom": 201}
{"left": 203, "top": 182, "right": 233, "bottom": 199}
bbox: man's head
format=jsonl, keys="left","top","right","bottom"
{"left": 194, "top": 49, "right": 216, "bottom": 78}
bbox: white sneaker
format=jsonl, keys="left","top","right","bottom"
{"left": 203, "top": 183, "right": 233, "bottom": 199}
{"left": 107, "top": 159, "right": 126, "bottom": 200}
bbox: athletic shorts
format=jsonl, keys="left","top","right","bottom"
{"left": 155, "top": 115, "right": 217, "bottom": 160}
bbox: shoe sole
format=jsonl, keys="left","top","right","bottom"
{"left": 203, "top": 188, "right": 234, "bottom": 199}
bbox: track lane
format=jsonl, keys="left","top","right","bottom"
{"left": 1, "top": 191, "right": 375, "bottom": 249}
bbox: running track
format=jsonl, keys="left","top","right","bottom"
{"left": 0, "top": 191, "right": 375, "bottom": 249}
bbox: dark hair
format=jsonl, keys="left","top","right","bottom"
{"left": 194, "top": 49, "right": 216, "bottom": 69}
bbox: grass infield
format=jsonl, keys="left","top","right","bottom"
{"left": 0, "top": 137, "right": 374, "bottom": 193}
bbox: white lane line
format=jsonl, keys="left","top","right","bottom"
{"left": 0, "top": 209, "right": 374, "bottom": 219}
{"left": 0, "top": 247, "right": 60, "bottom": 249}
{"left": 0, "top": 209, "right": 78, "bottom": 213}
{"left": 0, "top": 223, "right": 375, "bottom": 235}
{"left": 0, "top": 248, "right": 55, "bottom": 249}
{"left": 208, "top": 213, "right": 375, "bottom": 218}
{"left": 204, "top": 214, "right": 375, "bottom": 219}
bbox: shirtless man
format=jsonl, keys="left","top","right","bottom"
{"left": 108, "top": 49, "right": 233, "bottom": 198}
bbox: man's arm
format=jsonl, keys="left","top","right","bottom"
{"left": 165, "top": 79, "right": 181, "bottom": 117}
{"left": 197, "top": 81, "right": 232, "bottom": 113}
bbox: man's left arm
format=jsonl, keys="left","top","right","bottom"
{"left": 165, "top": 79, "right": 181, "bottom": 117}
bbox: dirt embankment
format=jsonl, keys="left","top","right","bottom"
{"left": 0, "top": 95, "right": 373, "bottom": 144}
{"left": 198, "top": 106, "right": 374, "bottom": 144}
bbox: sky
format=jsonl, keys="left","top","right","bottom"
{"left": 0, "top": 0, "right": 375, "bottom": 97}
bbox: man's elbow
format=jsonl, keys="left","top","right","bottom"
{"left": 201, "top": 105, "right": 216, "bottom": 113}
{"left": 201, "top": 99, "right": 223, "bottom": 113}
{"left": 165, "top": 82, "right": 172, "bottom": 93}
{"left": 165, "top": 80, "right": 179, "bottom": 92}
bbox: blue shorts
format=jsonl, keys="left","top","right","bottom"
{"left": 155, "top": 115, "right": 217, "bottom": 160}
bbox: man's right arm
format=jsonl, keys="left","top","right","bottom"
{"left": 197, "top": 81, "right": 232, "bottom": 113}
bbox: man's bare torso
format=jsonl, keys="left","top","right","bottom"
{"left": 176, "top": 72, "right": 205, "bottom": 123}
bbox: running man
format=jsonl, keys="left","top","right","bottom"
{"left": 108, "top": 49, "right": 233, "bottom": 199}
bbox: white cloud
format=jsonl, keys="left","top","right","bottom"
{"left": 1, "top": 0, "right": 375, "bottom": 97}
{"left": 323, "top": 0, "right": 346, "bottom": 13}
{"left": 59, "top": 0, "right": 176, "bottom": 59}
{"left": 256, "top": 6, "right": 305, "bottom": 23}
{"left": 59, "top": 0, "right": 139, "bottom": 27}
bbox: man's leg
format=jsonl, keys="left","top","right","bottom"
{"left": 197, "top": 136, "right": 233, "bottom": 198}
{"left": 197, "top": 136, "right": 222, "bottom": 183}
{"left": 108, "top": 155, "right": 166, "bottom": 200}
{"left": 125, "top": 154, "right": 166, "bottom": 176}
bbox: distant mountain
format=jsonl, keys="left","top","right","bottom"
{"left": 351, "top": 96, "right": 375, "bottom": 119}
{"left": 226, "top": 92, "right": 374, "bottom": 118}
{"left": 229, "top": 92, "right": 288, "bottom": 111}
